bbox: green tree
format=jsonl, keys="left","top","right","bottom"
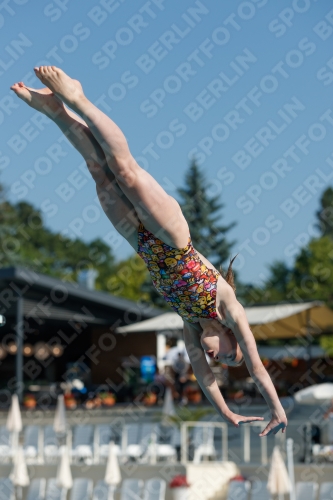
{"left": 177, "top": 160, "right": 236, "bottom": 267}
{"left": 0, "top": 192, "right": 116, "bottom": 290}
{"left": 285, "top": 235, "right": 333, "bottom": 355}
{"left": 287, "top": 236, "right": 333, "bottom": 306}
{"left": 320, "top": 335, "right": 333, "bottom": 356}
{"left": 316, "top": 187, "right": 333, "bottom": 237}
{"left": 239, "top": 261, "right": 292, "bottom": 305}
{"left": 106, "top": 254, "right": 151, "bottom": 302}
{"left": 237, "top": 186, "right": 333, "bottom": 306}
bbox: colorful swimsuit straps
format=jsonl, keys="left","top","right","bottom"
{"left": 137, "top": 221, "right": 220, "bottom": 324}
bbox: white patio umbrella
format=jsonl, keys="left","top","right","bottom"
{"left": 104, "top": 441, "right": 121, "bottom": 500}
{"left": 294, "top": 383, "right": 333, "bottom": 405}
{"left": 162, "top": 387, "right": 176, "bottom": 419}
{"left": 56, "top": 445, "right": 73, "bottom": 490}
{"left": 267, "top": 446, "right": 291, "bottom": 500}
{"left": 10, "top": 446, "right": 29, "bottom": 500}
{"left": 6, "top": 394, "right": 22, "bottom": 453}
{"left": 54, "top": 395, "right": 67, "bottom": 434}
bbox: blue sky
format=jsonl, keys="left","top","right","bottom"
{"left": 1, "top": 0, "right": 333, "bottom": 285}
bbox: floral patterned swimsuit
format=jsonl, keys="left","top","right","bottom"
{"left": 137, "top": 222, "right": 221, "bottom": 324}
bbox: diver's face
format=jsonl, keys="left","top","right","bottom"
{"left": 200, "top": 323, "right": 242, "bottom": 366}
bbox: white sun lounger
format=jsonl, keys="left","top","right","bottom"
{"left": 70, "top": 478, "right": 93, "bottom": 500}
{"left": 319, "top": 482, "right": 333, "bottom": 500}
{"left": 143, "top": 478, "right": 166, "bottom": 500}
{"left": 45, "top": 478, "right": 67, "bottom": 500}
{"left": 27, "top": 478, "right": 46, "bottom": 500}
{"left": 95, "top": 424, "right": 121, "bottom": 461}
{"left": 92, "top": 480, "right": 111, "bottom": 500}
{"left": 44, "top": 425, "right": 60, "bottom": 461}
{"left": 227, "top": 480, "right": 250, "bottom": 500}
{"left": 121, "top": 424, "right": 142, "bottom": 461}
{"left": 0, "top": 478, "right": 14, "bottom": 500}
{"left": 23, "top": 425, "right": 40, "bottom": 460}
{"left": 0, "top": 427, "right": 12, "bottom": 460}
{"left": 249, "top": 481, "right": 271, "bottom": 500}
{"left": 120, "top": 479, "right": 144, "bottom": 500}
{"left": 145, "top": 425, "right": 177, "bottom": 463}
{"left": 296, "top": 482, "right": 319, "bottom": 500}
{"left": 71, "top": 425, "right": 94, "bottom": 462}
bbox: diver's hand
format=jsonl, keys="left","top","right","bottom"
{"left": 259, "top": 411, "right": 288, "bottom": 437}
{"left": 224, "top": 411, "right": 264, "bottom": 428}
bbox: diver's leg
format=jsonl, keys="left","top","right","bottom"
{"left": 10, "top": 81, "right": 139, "bottom": 249}
{"left": 34, "top": 66, "right": 189, "bottom": 248}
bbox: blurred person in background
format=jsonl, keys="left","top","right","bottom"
{"left": 172, "top": 352, "right": 189, "bottom": 404}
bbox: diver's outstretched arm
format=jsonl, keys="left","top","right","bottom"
{"left": 220, "top": 288, "right": 288, "bottom": 437}
{"left": 183, "top": 321, "right": 265, "bottom": 427}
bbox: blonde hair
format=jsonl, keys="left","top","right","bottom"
{"left": 220, "top": 255, "right": 237, "bottom": 292}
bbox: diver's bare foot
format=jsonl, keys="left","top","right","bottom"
{"left": 10, "top": 82, "right": 65, "bottom": 117}
{"left": 34, "top": 66, "right": 84, "bottom": 109}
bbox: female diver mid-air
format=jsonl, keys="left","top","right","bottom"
{"left": 11, "top": 66, "right": 287, "bottom": 436}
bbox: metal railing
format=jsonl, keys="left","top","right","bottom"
{"left": 241, "top": 421, "right": 286, "bottom": 465}
{"left": 180, "top": 421, "right": 228, "bottom": 464}
{"left": 0, "top": 419, "right": 326, "bottom": 466}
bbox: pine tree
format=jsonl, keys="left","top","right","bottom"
{"left": 177, "top": 160, "right": 236, "bottom": 267}
{"left": 316, "top": 187, "right": 333, "bottom": 237}
{"left": 239, "top": 261, "right": 292, "bottom": 305}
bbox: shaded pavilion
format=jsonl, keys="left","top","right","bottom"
{"left": 0, "top": 266, "right": 162, "bottom": 400}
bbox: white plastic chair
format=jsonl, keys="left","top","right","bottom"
{"left": 70, "top": 478, "right": 93, "bottom": 500}
{"left": 120, "top": 479, "right": 144, "bottom": 500}
{"left": 0, "top": 478, "right": 14, "bottom": 500}
{"left": 192, "top": 425, "right": 217, "bottom": 463}
{"left": 46, "top": 478, "right": 67, "bottom": 500}
{"left": 72, "top": 425, "right": 94, "bottom": 462}
{"left": 143, "top": 478, "right": 166, "bottom": 500}
{"left": 296, "top": 482, "right": 319, "bottom": 500}
{"left": 227, "top": 480, "right": 250, "bottom": 500}
{"left": 319, "top": 482, "right": 333, "bottom": 500}
{"left": 27, "top": 478, "right": 46, "bottom": 500}
{"left": 249, "top": 481, "right": 271, "bottom": 500}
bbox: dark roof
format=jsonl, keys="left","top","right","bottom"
{"left": 22, "top": 298, "right": 107, "bottom": 324}
{"left": 0, "top": 267, "right": 163, "bottom": 323}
